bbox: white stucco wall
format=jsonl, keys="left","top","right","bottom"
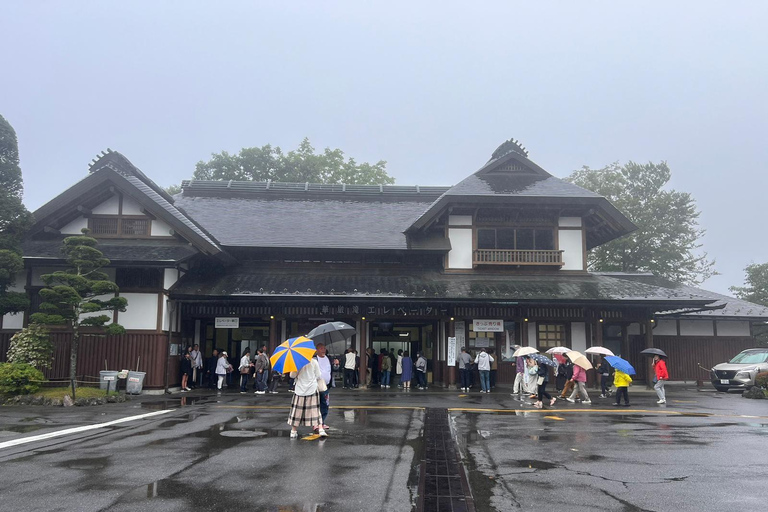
{"left": 654, "top": 319, "right": 677, "bottom": 336}
{"left": 121, "top": 195, "right": 143, "bottom": 215}
{"left": 79, "top": 294, "right": 115, "bottom": 324}
{"left": 448, "top": 215, "right": 473, "bottom": 226}
{"left": 679, "top": 319, "right": 714, "bottom": 336}
{"left": 2, "top": 270, "right": 26, "bottom": 328}
{"left": 151, "top": 219, "right": 173, "bottom": 237}
{"left": 92, "top": 195, "right": 120, "bottom": 215}
{"left": 447, "top": 228, "right": 473, "bottom": 269}
{"left": 60, "top": 216, "right": 88, "bottom": 235}
{"left": 558, "top": 217, "right": 582, "bottom": 228}
{"left": 163, "top": 268, "right": 179, "bottom": 290}
{"left": 118, "top": 293, "right": 159, "bottom": 330}
{"left": 571, "top": 322, "right": 587, "bottom": 352}
{"left": 558, "top": 229, "right": 584, "bottom": 270}
{"left": 716, "top": 321, "right": 751, "bottom": 337}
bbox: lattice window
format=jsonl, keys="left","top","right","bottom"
{"left": 537, "top": 323, "right": 567, "bottom": 349}
{"left": 90, "top": 217, "right": 118, "bottom": 235}
{"left": 121, "top": 218, "right": 150, "bottom": 236}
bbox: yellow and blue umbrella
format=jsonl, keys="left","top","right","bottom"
{"left": 271, "top": 336, "right": 317, "bottom": 374}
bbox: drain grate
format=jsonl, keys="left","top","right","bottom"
{"left": 418, "top": 408, "right": 475, "bottom": 512}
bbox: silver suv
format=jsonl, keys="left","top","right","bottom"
{"left": 711, "top": 348, "right": 768, "bottom": 392}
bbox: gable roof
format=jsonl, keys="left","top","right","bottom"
{"left": 28, "top": 150, "right": 223, "bottom": 257}
{"left": 407, "top": 140, "right": 637, "bottom": 249}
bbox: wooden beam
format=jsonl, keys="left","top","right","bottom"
{"left": 76, "top": 205, "right": 91, "bottom": 214}
{"left": 43, "top": 226, "right": 60, "bottom": 234}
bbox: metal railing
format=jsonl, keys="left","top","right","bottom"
{"left": 473, "top": 249, "right": 564, "bottom": 266}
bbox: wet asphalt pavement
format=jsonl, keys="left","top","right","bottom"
{"left": 0, "top": 385, "right": 766, "bottom": 511}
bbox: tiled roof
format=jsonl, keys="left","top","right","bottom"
{"left": 173, "top": 195, "right": 441, "bottom": 250}
{"left": 22, "top": 238, "right": 197, "bottom": 263}
{"left": 444, "top": 173, "right": 602, "bottom": 198}
{"left": 598, "top": 273, "right": 768, "bottom": 319}
{"left": 171, "top": 266, "right": 715, "bottom": 306}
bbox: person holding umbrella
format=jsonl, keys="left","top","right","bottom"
{"left": 528, "top": 354, "right": 557, "bottom": 408}
{"left": 653, "top": 354, "right": 669, "bottom": 404}
{"left": 566, "top": 362, "right": 591, "bottom": 404}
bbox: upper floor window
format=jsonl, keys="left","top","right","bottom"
{"left": 89, "top": 216, "right": 150, "bottom": 237}
{"left": 477, "top": 228, "right": 554, "bottom": 251}
{"left": 116, "top": 268, "right": 163, "bottom": 290}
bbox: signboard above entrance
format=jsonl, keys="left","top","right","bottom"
{"left": 473, "top": 319, "right": 503, "bottom": 332}
{"left": 215, "top": 317, "right": 240, "bottom": 329}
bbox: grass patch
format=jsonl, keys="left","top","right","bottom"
{"left": 32, "top": 387, "right": 119, "bottom": 400}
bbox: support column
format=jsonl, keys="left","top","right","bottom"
{"left": 447, "top": 318, "right": 456, "bottom": 389}
{"left": 621, "top": 323, "right": 630, "bottom": 359}
{"left": 359, "top": 318, "right": 367, "bottom": 387}
{"left": 644, "top": 318, "right": 654, "bottom": 388}
{"left": 268, "top": 317, "right": 277, "bottom": 353}
{"left": 595, "top": 319, "right": 603, "bottom": 347}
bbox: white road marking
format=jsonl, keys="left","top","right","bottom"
{"left": 0, "top": 409, "right": 175, "bottom": 450}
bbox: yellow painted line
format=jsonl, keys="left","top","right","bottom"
{"left": 544, "top": 416, "right": 565, "bottom": 420}
{"left": 671, "top": 400, "right": 698, "bottom": 403}
{"left": 301, "top": 434, "right": 321, "bottom": 441}
{"left": 458, "top": 394, "right": 468, "bottom": 398}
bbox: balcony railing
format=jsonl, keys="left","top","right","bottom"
{"left": 473, "top": 249, "right": 564, "bottom": 266}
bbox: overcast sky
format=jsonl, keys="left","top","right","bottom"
{"left": 2, "top": 1, "right": 766, "bottom": 295}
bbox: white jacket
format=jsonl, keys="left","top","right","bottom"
{"left": 290, "top": 359, "right": 322, "bottom": 397}
{"left": 474, "top": 352, "right": 494, "bottom": 371}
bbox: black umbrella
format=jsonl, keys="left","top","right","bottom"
{"left": 306, "top": 321, "right": 356, "bottom": 345}
{"left": 640, "top": 348, "right": 668, "bottom": 358}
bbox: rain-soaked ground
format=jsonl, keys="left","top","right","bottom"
{"left": 0, "top": 385, "right": 766, "bottom": 511}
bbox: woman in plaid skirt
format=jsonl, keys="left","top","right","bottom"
{"left": 287, "top": 358, "right": 326, "bottom": 439}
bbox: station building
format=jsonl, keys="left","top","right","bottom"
{"left": 3, "top": 140, "right": 767, "bottom": 390}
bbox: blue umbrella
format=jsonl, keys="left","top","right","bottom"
{"left": 605, "top": 356, "right": 636, "bottom": 375}
{"left": 528, "top": 353, "right": 556, "bottom": 367}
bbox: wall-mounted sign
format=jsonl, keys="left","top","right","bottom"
{"left": 215, "top": 317, "right": 240, "bottom": 329}
{"left": 473, "top": 319, "right": 503, "bottom": 332}
{"left": 455, "top": 320, "right": 466, "bottom": 349}
{"left": 474, "top": 338, "right": 491, "bottom": 348}
{"left": 447, "top": 337, "right": 457, "bottom": 366}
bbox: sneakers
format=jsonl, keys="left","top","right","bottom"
{"left": 254, "top": 391, "right": 266, "bottom": 394}
{"left": 583, "top": 400, "right": 592, "bottom": 404}
{"left": 612, "top": 403, "right": 621, "bottom": 407}
{"left": 181, "top": 389, "right": 189, "bottom": 393}
{"left": 270, "top": 390, "right": 278, "bottom": 394}
{"left": 549, "top": 398, "right": 556, "bottom": 406}
{"left": 599, "top": 394, "right": 606, "bottom": 399}
{"left": 566, "top": 398, "right": 575, "bottom": 403}
{"left": 657, "top": 399, "right": 666, "bottom": 404}
{"left": 240, "top": 391, "right": 246, "bottom": 394}
{"left": 534, "top": 401, "right": 543, "bottom": 409}
{"left": 289, "top": 430, "right": 298, "bottom": 439}
{"left": 318, "top": 428, "right": 328, "bottom": 437}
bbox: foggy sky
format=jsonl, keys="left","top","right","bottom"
{"left": 2, "top": 1, "right": 767, "bottom": 295}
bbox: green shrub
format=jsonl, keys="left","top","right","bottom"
{"left": 0, "top": 363, "right": 45, "bottom": 395}
{"left": 6, "top": 324, "right": 53, "bottom": 368}
{"left": 756, "top": 372, "right": 768, "bottom": 390}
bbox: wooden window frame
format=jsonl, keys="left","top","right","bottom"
{"left": 536, "top": 322, "right": 569, "bottom": 349}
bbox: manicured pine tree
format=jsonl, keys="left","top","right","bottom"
{"left": 30, "top": 229, "right": 127, "bottom": 398}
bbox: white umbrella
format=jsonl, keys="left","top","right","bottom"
{"left": 512, "top": 346, "right": 539, "bottom": 357}
{"left": 566, "top": 350, "right": 594, "bottom": 370}
{"left": 545, "top": 346, "right": 571, "bottom": 354}
{"left": 585, "top": 346, "right": 615, "bottom": 356}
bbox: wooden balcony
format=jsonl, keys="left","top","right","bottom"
{"left": 473, "top": 249, "right": 564, "bottom": 266}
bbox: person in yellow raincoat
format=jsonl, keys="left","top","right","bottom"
{"left": 613, "top": 370, "right": 632, "bottom": 407}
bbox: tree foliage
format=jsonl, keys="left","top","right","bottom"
{"left": 192, "top": 137, "right": 395, "bottom": 185}
{"left": 567, "top": 161, "right": 715, "bottom": 285}
{"left": 730, "top": 262, "right": 768, "bottom": 346}
{"left": 7, "top": 324, "right": 53, "bottom": 369}
{"left": 0, "top": 363, "right": 45, "bottom": 395}
{"left": 0, "top": 114, "right": 34, "bottom": 317}
{"left": 30, "top": 229, "right": 127, "bottom": 397}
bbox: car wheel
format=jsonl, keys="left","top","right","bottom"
{"left": 714, "top": 386, "right": 729, "bottom": 392}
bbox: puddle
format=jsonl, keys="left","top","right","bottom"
{"left": 513, "top": 459, "right": 560, "bottom": 470}
{"left": 58, "top": 456, "right": 110, "bottom": 471}
{"left": 140, "top": 397, "right": 209, "bottom": 410}
{"left": 20, "top": 417, "right": 54, "bottom": 424}
{"left": 219, "top": 430, "right": 268, "bottom": 438}
{"left": 0, "top": 425, "right": 47, "bottom": 434}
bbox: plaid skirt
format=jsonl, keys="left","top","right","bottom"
{"left": 287, "top": 391, "right": 321, "bottom": 427}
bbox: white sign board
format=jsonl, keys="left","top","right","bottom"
{"left": 473, "top": 319, "right": 503, "bottom": 332}
{"left": 215, "top": 317, "right": 240, "bottom": 329}
{"left": 455, "top": 320, "right": 466, "bottom": 349}
{"left": 447, "top": 337, "right": 457, "bottom": 366}
{"left": 474, "top": 338, "right": 491, "bottom": 348}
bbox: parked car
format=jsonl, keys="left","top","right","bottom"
{"left": 710, "top": 348, "right": 768, "bottom": 392}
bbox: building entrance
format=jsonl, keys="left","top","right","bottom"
{"left": 371, "top": 321, "right": 435, "bottom": 386}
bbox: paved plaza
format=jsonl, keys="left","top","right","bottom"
{"left": 0, "top": 386, "right": 766, "bottom": 511}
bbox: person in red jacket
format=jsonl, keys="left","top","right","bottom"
{"left": 653, "top": 355, "right": 669, "bottom": 404}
